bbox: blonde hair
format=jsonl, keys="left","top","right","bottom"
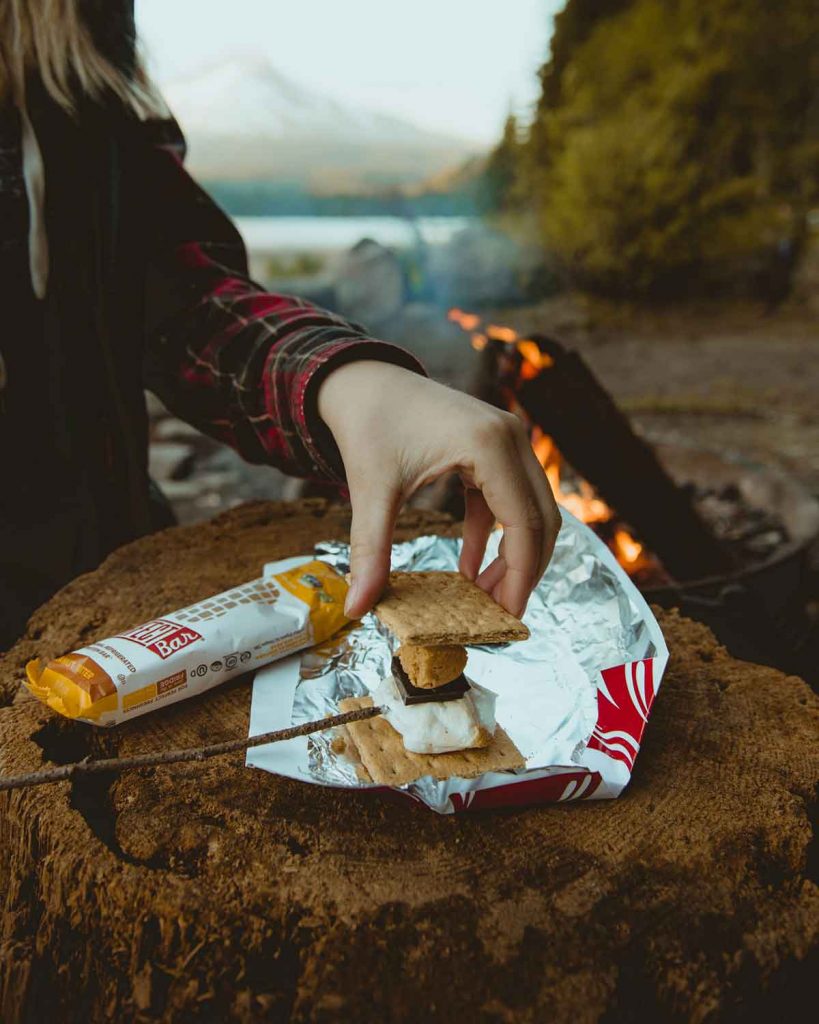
{"left": 0, "top": 0, "right": 165, "bottom": 118}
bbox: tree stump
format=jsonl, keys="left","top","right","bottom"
{"left": 1, "top": 500, "right": 816, "bottom": 1023}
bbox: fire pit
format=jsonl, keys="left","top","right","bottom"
{"left": 446, "top": 312, "right": 819, "bottom": 682}
{"left": 646, "top": 442, "right": 819, "bottom": 676}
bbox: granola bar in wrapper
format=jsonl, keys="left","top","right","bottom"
{"left": 25, "top": 559, "right": 349, "bottom": 726}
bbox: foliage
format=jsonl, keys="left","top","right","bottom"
{"left": 537, "top": 0, "right": 633, "bottom": 109}
{"left": 498, "top": 0, "right": 819, "bottom": 298}
{"left": 478, "top": 115, "right": 524, "bottom": 213}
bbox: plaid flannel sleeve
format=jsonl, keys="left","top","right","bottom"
{"left": 141, "top": 124, "right": 425, "bottom": 485}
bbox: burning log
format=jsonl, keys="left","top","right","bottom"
{"left": 476, "top": 332, "right": 734, "bottom": 582}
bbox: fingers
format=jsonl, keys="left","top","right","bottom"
{"left": 459, "top": 487, "right": 496, "bottom": 580}
{"left": 469, "top": 415, "right": 560, "bottom": 618}
{"left": 476, "top": 552, "right": 506, "bottom": 593}
{"left": 493, "top": 522, "right": 539, "bottom": 619}
{"left": 511, "top": 428, "right": 561, "bottom": 582}
{"left": 345, "top": 474, "right": 401, "bottom": 618}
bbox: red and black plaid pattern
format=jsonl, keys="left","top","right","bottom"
{"left": 1, "top": 105, "right": 425, "bottom": 488}
{"left": 139, "top": 127, "right": 427, "bottom": 486}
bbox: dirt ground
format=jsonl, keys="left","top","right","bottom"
{"left": 501, "top": 297, "right": 819, "bottom": 496}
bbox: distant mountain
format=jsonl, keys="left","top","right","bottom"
{"left": 162, "top": 55, "right": 481, "bottom": 188}
{"left": 409, "top": 152, "right": 489, "bottom": 197}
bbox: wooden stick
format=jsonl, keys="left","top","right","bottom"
{"left": 0, "top": 705, "right": 383, "bottom": 794}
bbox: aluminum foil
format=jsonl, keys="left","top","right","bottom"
{"left": 283, "top": 509, "right": 666, "bottom": 813}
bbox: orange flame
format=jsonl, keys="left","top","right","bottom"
{"left": 448, "top": 309, "right": 555, "bottom": 376}
{"left": 613, "top": 529, "right": 643, "bottom": 564}
{"left": 487, "top": 324, "right": 519, "bottom": 343}
{"left": 516, "top": 339, "right": 554, "bottom": 379}
{"left": 611, "top": 528, "right": 653, "bottom": 572}
{"left": 448, "top": 308, "right": 482, "bottom": 332}
{"left": 531, "top": 428, "right": 651, "bottom": 570}
{"left": 448, "top": 309, "right": 652, "bottom": 576}
{"left": 529, "top": 428, "right": 612, "bottom": 525}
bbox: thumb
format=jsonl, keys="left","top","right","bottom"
{"left": 345, "top": 473, "right": 402, "bottom": 618}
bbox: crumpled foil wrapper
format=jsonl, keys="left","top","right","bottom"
{"left": 286, "top": 509, "right": 665, "bottom": 814}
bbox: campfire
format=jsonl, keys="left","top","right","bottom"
{"left": 448, "top": 308, "right": 661, "bottom": 582}
{"left": 292, "top": 306, "right": 817, "bottom": 680}
{"left": 445, "top": 307, "right": 819, "bottom": 683}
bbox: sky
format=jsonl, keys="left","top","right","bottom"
{"left": 135, "top": 0, "right": 563, "bottom": 145}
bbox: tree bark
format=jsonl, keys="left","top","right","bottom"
{"left": 1, "top": 500, "right": 816, "bottom": 1023}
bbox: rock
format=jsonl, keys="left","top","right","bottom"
{"left": 429, "top": 225, "right": 523, "bottom": 307}
{"left": 427, "top": 223, "right": 557, "bottom": 308}
{"left": 152, "top": 418, "right": 204, "bottom": 443}
{"left": 335, "top": 238, "right": 405, "bottom": 325}
{"left": 147, "top": 442, "right": 196, "bottom": 482}
{"left": 143, "top": 390, "right": 168, "bottom": 419}
{"left": 0, "top": 500, "right": 817, "bottom": 1023}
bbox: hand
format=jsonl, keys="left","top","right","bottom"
{"left": 318, "top": 361, "right": 560, "bottom": 619}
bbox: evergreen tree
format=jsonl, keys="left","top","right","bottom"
{"left": 479, "top": 114, "right": 524, "bottom": 213}
{"left": 507, "top": 0, "right": 819, "bottom": 298}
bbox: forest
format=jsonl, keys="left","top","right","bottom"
{"left": 482, "top": 0, "right": 819, "bottom": 300}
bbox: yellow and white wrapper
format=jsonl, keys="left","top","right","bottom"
{"left": 25, "top": 559, "right": 349, "bottom": 727}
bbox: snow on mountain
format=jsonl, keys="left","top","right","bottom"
{"left": 161, "top": 55, "right": 478, "bottom": 185}
{"left": 164, "top": 54, "right": 441, "bottom": 143}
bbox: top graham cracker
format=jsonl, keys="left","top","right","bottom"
{"left": 373, "top": 571, "right": 530, "bottom": 646}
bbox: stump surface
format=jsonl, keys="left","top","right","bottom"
{"left": 1, "top": 500, "right": 817, "bottom": 1023}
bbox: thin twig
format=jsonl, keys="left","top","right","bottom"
{"left": 0, "top": 705, "right": 383, "bottom": 794}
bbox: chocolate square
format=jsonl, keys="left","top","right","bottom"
{"left": 391, "top": 656, "right": 470, "bottom": 706}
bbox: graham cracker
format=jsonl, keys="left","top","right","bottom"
{"left": 374, "top": 572, "right": 529, "bottom": 646}
{"left": 397, "top": 644, "right": 468, "bottom": 688}
{"left": 331, "top": 726, "right": 372, "bottom": 784}
{"left": 338, "top": 697, "right": 525, "bottom": 786}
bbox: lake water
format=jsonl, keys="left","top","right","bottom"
{"left": 234, "top": 215, "right": 473, "bottom": 254}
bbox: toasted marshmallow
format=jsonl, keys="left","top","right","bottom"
{"left": 373, "top": 674, "right": 497, "bottom": 754}
{"left": 397, "top": 644, "right": 468, "bottom": 688}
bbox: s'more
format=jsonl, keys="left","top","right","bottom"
{"left": 339, "top": 571, "right": 530, "bottom": 786}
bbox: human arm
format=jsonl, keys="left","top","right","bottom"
{"left": 137, "top": 120, "right": 558, "bottom": 614}
{"left": 139, "top": 120, "right": 423, "bottom": 482}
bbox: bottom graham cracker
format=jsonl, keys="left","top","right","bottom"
{"left": 338, "top": 696, "right": 526, "bottom": 786}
